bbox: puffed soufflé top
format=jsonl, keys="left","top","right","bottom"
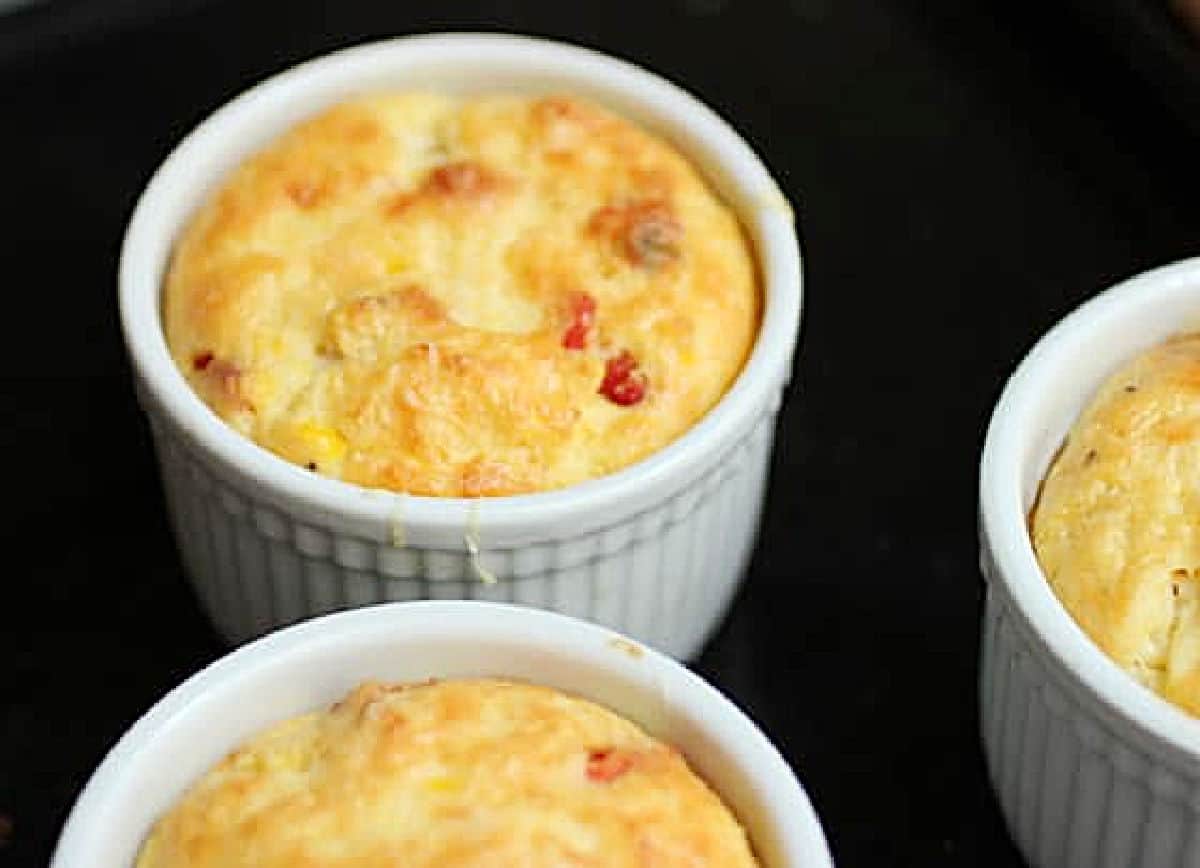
{"left": 134, "top": 679, "right": 760, "bottom": 867}
{"left": 1032, "top": 334, "right": 1200, "bottom": 716}
{"left": 163, "top": 93, "right": 760, "bottom": 496}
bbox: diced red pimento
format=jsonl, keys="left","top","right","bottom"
{"left": 192, "top": 351, "right": 214, "bottom": 371}
{"left": 562, "top": 292, "right": 596, "bottom": 350}
{"left": 586, "top": 748, "right": 635, "bottom": 782}
{"left": 599, "top": 350, "right": 647, "bottom": 406}
{"left": 604, "top": 376, "right": 646, "bottom": 407}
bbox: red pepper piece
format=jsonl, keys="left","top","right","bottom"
{"left": 604, "top": 375, "right": 646, "bottom": 406}
{"left": 599, "top": 350, "right": 646, "bottom": 406}
{"left": 586, "top": 749, "right": 635, "bottom": 782}
{"left": 562, "top": 292, "right": 596, "bottom": 350}
{"left": 602, "top": 350, "right": 636, "bottom": 383}
{"left": 192, "top": 351, "right": 214, "bottom": 371}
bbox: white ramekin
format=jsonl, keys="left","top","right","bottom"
{"left": 980, "top": 257, "right": 1200, "bottom": 868}
{"left": 119, "top": 33, "right": 802, "bottom": 659}
{"left": 51, "top": 601, "right": 833, "bottom": 867}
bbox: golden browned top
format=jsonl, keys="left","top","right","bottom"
{"left": 135, "top": 679, "right": 759, "bottom": 868}
{"left": 1032, "top": 334, "right": 1200, "bottom": 716}
{"left": 163, "top": 93, "right": 760, "bottom": 496}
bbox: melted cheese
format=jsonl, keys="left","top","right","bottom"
{"left": 1033, "top": 333, "right": 1200, "bottom": 715}
{"left": 164, "top": 93, "right": 760, "bottom": 496}
{"left": 135, "top": 679, "right": 759, "bottom": 867}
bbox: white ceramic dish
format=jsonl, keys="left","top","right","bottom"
{"left": 51, "top": 601, "right": 833, "bottom": 867}
{"left": 980, "top": 257, "right": 1200, "bottom": 868}
{"left": 119, "top": 32, "right": 802, "bottom": 658}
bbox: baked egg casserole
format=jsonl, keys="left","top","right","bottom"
{"left": 134, "top": 678, "right": 760, "bottom": 867}
{"left": 163, "top": 93, "right": 760, "bottom": 496}
{"left": 1032, "top": 333, "right": 1200, "bottom": 716}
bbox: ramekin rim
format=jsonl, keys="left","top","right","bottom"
{"left": 118, "top": 32, "right": 802, "bottom": 536}
{"left": 51, "top": 600, "right": 833, "bottom": 867}
{"left": 980, "top": 255, "right": 1200, "bottom": 762}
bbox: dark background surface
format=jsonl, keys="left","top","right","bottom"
{"left": 5, "top": 0, "right": 1200, "bottom": 865}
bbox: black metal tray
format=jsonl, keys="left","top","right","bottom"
{"left": 1073, "top": 0, "right": 1200, "bottom": 130}
{"left": 0, "top": 0, "right": 214, "bottom": 67}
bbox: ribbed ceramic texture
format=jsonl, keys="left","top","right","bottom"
{"left": 145, "top": 398, "right": 779, "bottom": 660}
{"left": 980, "top": 551, "right": 1200, "bottom": 868}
